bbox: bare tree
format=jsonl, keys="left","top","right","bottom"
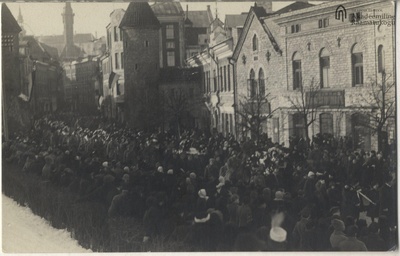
{"left": 361, "top": 71, "right": 395, "bottom": 152}
{"left": 237, "top": 89, "right": 276, "bottom": 145}
{"left": 165, "top": 88, "right": 189, "bottom": 137}
{"left": 285, "top": 78, "right": 321, "bottom": 145}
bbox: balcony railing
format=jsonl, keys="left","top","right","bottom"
{"left": 305, "top": 90, "right": 345, "bottom": 108}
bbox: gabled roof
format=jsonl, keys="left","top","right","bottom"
{"left": 273, "top": 1, "right": 314, "bottom": 15}
{"left": 186, "top": 10, "right": 213, "bottom": 28}
{"left": 40, "top": 42, "right": 59, "bottom": 60}
{"left": 151, "top": 2, "right": 183, "bottom": 16}
{"left": 232, "top": 6, "right": 282, "bottom": 62}
{"left": 225, "top": 13, "right": 247, "bottom": 29}
{"left": 119, "top": 2, "right": 160, "bottom": 29}
{"left": 2, "top": 3, "right": 21, "bottom": 34}
{"left": 210, "top": 17, "right": 224, "bottom": 32}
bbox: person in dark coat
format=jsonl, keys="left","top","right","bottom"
{"left": 337, "top": 225, "right": 367, "bottom": 251}
{"left": 143, "top": 196, "right": 162, "bottom": 242}
{"left": 359, "top": 222, "right": 386, "bottom": 251}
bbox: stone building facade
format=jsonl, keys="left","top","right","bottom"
{"left": 120, "top": 2, "right": 161, "bottom": 130}
{"left": 232, "top": 0, "right": 395, "bottom": 150}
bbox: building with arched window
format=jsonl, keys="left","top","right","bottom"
{"left": 231, "top": 0, "right": 395, "bottom": 150}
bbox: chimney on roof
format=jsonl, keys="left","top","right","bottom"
{"left": 207, "top": 5, "right": 210, "bottom": 11}
{"left": 255, "top": 1, "right": 272, "bottom": 14}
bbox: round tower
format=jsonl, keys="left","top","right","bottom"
{"left": 119, "top": 2, "right": 160, "bottom": 130}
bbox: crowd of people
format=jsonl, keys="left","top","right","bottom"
{"left": 3, "top": 113, "right": 398, "bottom": 251}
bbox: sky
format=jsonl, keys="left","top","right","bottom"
{"left": 7, "top": 1, "right": 323, "bottom": 39}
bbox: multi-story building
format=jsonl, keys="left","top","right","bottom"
{"left": 120, "top": 2, "right": 161, "bottom": 130}
{"left": 184, "top": 5, "right": 214, "bottom": 58}
{"left": 19, "top": 36, "right": 63, "bottom": 115}
{"left": 103, "top": 8, "right": 126, "bottom": 122}
{"left": 2, "top": 3, "right": 23, "bottom": 138}
{"left": 74, "top": 56, "right": 101, "bottom": 114}
{"left": 151, "top": 2, "right": 186, "bottom": 68}
{"left": 231, "top": 0, "right": 395, "bottom": 150}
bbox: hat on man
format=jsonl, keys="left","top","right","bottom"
{"left": 198, "top": 189, "right": 208, "bottom": 199}
{"left": 269, "top": 227, "right": 287, "bottom": 242}
{"left": 274, "top": 191, "right": 284, "bottom": 201}
{"left": 331, "top": 219, "right": 345, "bottom": 231}
{"left": 102, "top": 161, "right": 108, "bottom": 167}
{"left": 308, "top": 171, "right": 315, "bottom": 177}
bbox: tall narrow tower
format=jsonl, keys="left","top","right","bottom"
{"left": 62, "top": 2, "right": 74, "bottom": 47}
{"left": 17, "top": 6, "right": 26, "bottom": 37}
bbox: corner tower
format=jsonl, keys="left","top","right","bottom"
{"left": 62, "top": 2, "right": 74, "bottom": 47}
{"left": 120, "top": 2, "right": 161, "bottom": 130}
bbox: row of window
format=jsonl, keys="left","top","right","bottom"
{"left": 203, "top": 65, "right": 232, "bottom": 93}
{"left": 113, "top": 52, "right": 124, "bottom": 70}
{"left": 247, "top": 44, "right": 384, "bottom": 90}
{"left": 213, "top": 112, "right": 234, "bottom": 136}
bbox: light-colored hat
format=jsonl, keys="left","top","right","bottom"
{"left": 102, "top": 162, "right": 108, "bottom": 167}
{"left": 157, "top": 166, "right": 164, "bottom": 173}
{"left": 189, "top": 172, "right": 196, "bottom": 179}
{"left": 270, "top": 227, "right": 287, "bottom": 242}
{"left": 198, "top": 189, "right": 208, "bottom": 199}
{"left": 307, "top": 171, "right": 315, "bottom": 177}
{"left": 167, "top": 169, "right": 173, "bottom": 175}
{"left": 123, "top": 166, "right": 130, "bottom": 172}
{"left": 274, "top": 191, "right": 284, "bottom": 201}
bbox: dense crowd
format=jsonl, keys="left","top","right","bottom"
{"left": 2, "top": 114, "right": 398, "bottom": 251}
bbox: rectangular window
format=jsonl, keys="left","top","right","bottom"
{"left": 318, "top": 18, "right": 329, "bottom": 28}
{"left": 228, "top": 66, "right": 231, "bottom": 91}
{"left": 120, "top": 28, "right": 123, "bottom": 41}
{"left": 291, "top": 24, "right": 301, "bottom": 33}
{"left": 320, "top": 56, "right": 330, "bottom": 88}
{"left": 213, "top": 70, "right": 217, "bottom": 92}
{"left": 224, "top": 66, "right": 227, "bottom": 92}
{"left": 166, "top": 25, "right": 174, "bottom": 39}
{"left": 293, "top": 60, "right": 302, "bottom": 90}
{"left": 229, "top": 114, "right": 233, "bottom": 135}
{"left": 115, "top": 53, "right": 119, "bottom": 69}
{"left": 320, "top": 113, "right": 333, "bottom": 135}
{"left": 352, "top": 53, "right": 363, "bottom": 86}
{"left": 203, "top": 72, "right": 207, "bottom": 93}
{"left": 167, "top": 51, "right": 175, "bottom": 67}
{"left": 166, "top": 41, "right": 175, "bottom": 49}
{"left": 121, "top": 52, "right": 124, "bottom": 69}
{"left": 219, "top": 67, "right": 223, "bottom": 91}
{"left": 207, "top": 71, "right": 211, "bottom": 92}
{"left": 114, "top": 27, "right": 118, "bottom": 42}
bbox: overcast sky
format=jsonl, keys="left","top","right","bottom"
{"left": 7, "top": 2, "right": 323, "bottom": 39}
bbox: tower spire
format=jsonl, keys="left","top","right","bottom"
{"left": 215, "top": 0, "right": 218, "bottom": 19}
{"left": 17, "top": 6, "right": 23, "bottom": 23}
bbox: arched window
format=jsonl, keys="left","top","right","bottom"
{"left": 290, "top": 113, "right": 306, "bottom": 138}
{"left": 252, "top": 34, "right": 258, "bottom": 51}
{"left": 248, "top": 69, "right": 257, "bottom": 98}
{"left": 377, "top": 45, "right": 384, "bottom": 73}
{"left": 258, "top": 68, "right": 265, "bottom": 96}
{"left": 351, "top": 44, "right": 363, "bottom": 86}
{"left": 292, "top": 52, "right": 302, "bottom": 90}
{"left": 320, "top": 113, "right": 333, "bottom": 135}
{"left": 320, "top": 48, "right": 330, "bottom": 88}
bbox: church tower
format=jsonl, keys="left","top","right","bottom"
{"left": 17, "top": 6, "right": 26, "bottom": 37}
{"left": 62, "top": 2, "right": 74, "bottom": 47}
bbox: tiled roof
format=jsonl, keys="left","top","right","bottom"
{"left": 225, "top": 13, "right": 247, "bottom": 28}
{"left": 119, "top": 2, "right": 160, "bottom": 29}
{"left": 186, "top": 10, "right": 212, "bottom": 28}
{"left": 151, "top": 2, "right": 183, "bottom": 16}
{"left": 40, "top": 42, "right": 59, "bottom": 60}
{"left": 274, "top": 1, "right": 314, "bottom": 15}
{"left": 2, "top": 3, "right": 21, "bottom": 34}
{"left": 253, "top": 6, "right": 268, "bottom": 18}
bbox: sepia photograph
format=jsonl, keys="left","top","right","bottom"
{"left": 1, "top": 0, "right": 398, "bottom": 253}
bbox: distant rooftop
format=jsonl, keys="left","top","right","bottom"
{"left": 186, "top": 10, "right": 213, "bottom": 28}
{"left": 120, "top": 2, "right": 160, "bottom": 29}
{"left": 273, "top": 1, "right": 315, "bottom": 15}
{"left": 225, "top": 13, "right": 248, "bottom": 28}
{"left": 151, "top": 2, "right": 183, "bottom": 16}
